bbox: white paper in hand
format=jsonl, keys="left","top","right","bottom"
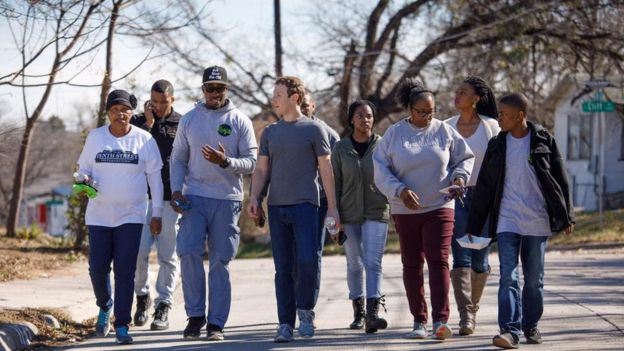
{"left": 456, "top": 235, "right": 491, "bottom": 250}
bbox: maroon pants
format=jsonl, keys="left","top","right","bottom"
{"left": 393, "top": 208, "right": 454, "bottom": 324}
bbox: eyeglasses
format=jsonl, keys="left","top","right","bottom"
{"left": 411, "top": 108, "right": 435, "bottom": 118}
{"left": 203, "top": 84, "right": 227, "bottom": 94}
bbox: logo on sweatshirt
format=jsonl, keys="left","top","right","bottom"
{"left": 217, "top": 124, "right": 232, "bottom": 137}
{"left": 95, "top": 149, "right": 139, "bottom": 164}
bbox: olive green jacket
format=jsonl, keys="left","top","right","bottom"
{"left": 332, "top": 134, "right": 389, "bottom": 224}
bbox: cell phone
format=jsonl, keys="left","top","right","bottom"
{"left": 257, "top": 214, "right": 265, "bottom": 228}
{"left": 337, "top": 230, "right": 348, "bottom": 246}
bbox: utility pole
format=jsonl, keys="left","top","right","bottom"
{"left": 274, "top": 0, "right": 283, "bottom": 78}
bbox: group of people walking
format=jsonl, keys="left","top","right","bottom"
{"left": 76, "top": 64, "right": 575, "bottom": 349}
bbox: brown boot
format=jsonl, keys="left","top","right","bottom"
{"left": 471, "top": 268, "right": 490, "bottom": 330}
{"left": 451, "top": 268, "right": 474, "bottom": 335}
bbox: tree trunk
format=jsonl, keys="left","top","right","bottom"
{"left": 5, "top": 118, "right": 37, "bottom": 237}
{"left": 6, "top": 54, "right": 61, "bottom": 237}
{"left": 274, "top": 0, "right": 283, "bottom": 78}
{"left": 338, "top": 40, "right": 358, "bottom": 134}
{"left": 96, "top": 0, "right": 123, "bottom": 127}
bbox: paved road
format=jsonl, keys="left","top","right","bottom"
{"left": 1, "top": 248, "right": 623, "bottom": 350}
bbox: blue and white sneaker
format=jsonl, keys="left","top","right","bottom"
{"left": 274, "top": 323, "right": 294, "bottom": 343}
{"left": 115, "top": 326, "right": 133, "bottom": 345}
{"left": 405, "top": 322, "right": 428, "bottom": 339}
{"left": 95, "top": 309, "right": 111, "bottom": 337}
{"left": 297, "top": 309, "right": 315, "bottom": 338}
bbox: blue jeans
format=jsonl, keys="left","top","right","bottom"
{"left": 176, "top": 196, "right": 241, "bottom": 328}
{"left": 497, "top": 232, "right": 548, "bottom": 338}
{"left": 316, "top": 197, "right": 328, "bottom": 303}
{"left": 452, "top": 187, "right": 489, "bottom": 272}
{"left": 343, "top": 220, "right": 388, "bottom": 299}
{"left": 88, "top": 223, "right": 143, "bottom": 328}
{"left": 269, "top": 203, "right": 322, "bottom": 328}
{"left": 134, "top": 202, "right": 179, "bottom": 306}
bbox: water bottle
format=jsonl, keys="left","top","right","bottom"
{"left": 324, "top": 217, "right": 338, "bottom": 236}
{"left": 173, "top": 198, "right": 192, "bottom": 212}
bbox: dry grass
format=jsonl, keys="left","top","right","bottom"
{"left": 0, "top": 307, "right": 94, "bottom": 350}
{"left": 0, "top": 234, "right": 84, "bottom": 283}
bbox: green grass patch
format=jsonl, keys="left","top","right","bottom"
{"left": 549, "top": 208, "right": 624, "bottom": 246}
{"left": 235, "top": 208, "right": 624, "bottom": 259}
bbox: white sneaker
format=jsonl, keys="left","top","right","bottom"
{"left": 405, "top": 322, "right": 428, "bottom": 339}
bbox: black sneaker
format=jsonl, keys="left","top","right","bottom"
{"left": 206, "top": 323, "right": 224, "bottom": 341}
{"left": 133, "top": 294, "right": 152, "bottom": 327}
{"left": 150, "top": 303, "right": 170, "bottom": 330}
{"left": 493, "top": 331, "right": 519, "bottom": 349}
{"left": 183, "top": 316, "right": 206, "bottom": 339}
{"left": 524, "top": 327, "right": 542, "bottom": 344}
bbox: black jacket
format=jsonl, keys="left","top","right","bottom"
{"left": 131, "top": 110, "right": 182, "bottom": 201}
{"left": 466, "top": 121, "right": 575, "bottom": 240}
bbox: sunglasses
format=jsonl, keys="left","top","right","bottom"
{"left": 203, "top": 84, "right": 227, "bottom": 94}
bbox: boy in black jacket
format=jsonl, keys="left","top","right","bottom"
{"left": 466, "top": 93, "right": 575, "bottom": 349}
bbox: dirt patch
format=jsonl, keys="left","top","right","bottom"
{"left": 0, "top": 235, "right": 85, "bottom": 283}
{"left": 0, "top": 307, "right": 94, "bottom": 350}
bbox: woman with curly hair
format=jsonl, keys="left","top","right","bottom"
{"left": 445, "top": 76, "right": 500, "bottom": 336}
{"left": 373, "top": 78, "right": 474, "bottom": 340}
{"left": 76, "top": 89, "right": 164, "bottom": 345}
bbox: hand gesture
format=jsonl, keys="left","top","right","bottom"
{"left": 202, "top": 143, "right": 227, "bottom": 165}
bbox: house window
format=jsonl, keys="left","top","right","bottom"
{"left": 567, "top": 111, "right": 592, "bottom": 160}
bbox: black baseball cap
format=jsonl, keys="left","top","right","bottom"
{"left": 202, "top": 66, "right": 228, "bottom": 85}
{"left": 106, "top": 89, "right": 137, "bottom": 111}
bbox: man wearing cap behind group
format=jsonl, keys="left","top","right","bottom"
{"left": 170, "top": 66, "right": 258, "bottom": 341}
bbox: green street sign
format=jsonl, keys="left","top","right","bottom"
{"left": 582, "top": 100, "right": 616, "bottom": 113}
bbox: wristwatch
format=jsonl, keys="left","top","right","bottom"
{"left": 219, "top": 157, "right": 231, "bottom": 168}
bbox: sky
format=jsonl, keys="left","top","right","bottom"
{"left": 0, "top": 0, "right": 317, "bottom": 130}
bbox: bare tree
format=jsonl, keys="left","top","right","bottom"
{"left": 311, "top": 0, "right": 624, "bottom": 131}
{"left": 1, "top": 1, "right": 105, "bottom": 237}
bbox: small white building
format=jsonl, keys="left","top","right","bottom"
{"left": 550, "top": 75, "right": 624, "bottom": 211}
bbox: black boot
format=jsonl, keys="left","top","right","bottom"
{"left": 349, "top": 297, "right": 365, "bottom": 329}
{"left": 133, "top": 294, "right": 151, "bottom": 327}
{"left": 150, "top": 302, "right": 170, "bottom": 330}
{"left": 365, "top": 297, "right": 388, "bottom": 334}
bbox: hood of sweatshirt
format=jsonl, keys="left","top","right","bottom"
{"left": 195, "top": 99, "right": 237, "bottom": 114}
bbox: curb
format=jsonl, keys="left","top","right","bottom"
{"left": 0, "top": 322, "right": 38, "bottom": 351}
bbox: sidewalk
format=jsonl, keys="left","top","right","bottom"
{"left": 1, "top": 248, "right": 622, "bottom": 350}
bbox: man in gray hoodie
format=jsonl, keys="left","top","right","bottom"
{"left": 170, "top": 66, "right": 258, "bottom": 341}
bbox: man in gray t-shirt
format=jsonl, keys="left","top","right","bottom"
{"left": 248, "top": 76, "right": 340, "bottom": 342}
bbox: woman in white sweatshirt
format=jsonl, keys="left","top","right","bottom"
{"left": 373, "top": 78, "right": 474, "bottom": 341}
{"left": 445, "top": 76, "right": 501, "bottom": 336}
{"left": 76, "top": 90, "right": 163, "bottom": 345}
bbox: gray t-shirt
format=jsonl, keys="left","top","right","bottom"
{"left": 311, "top": 116, "right": 340, "bottom": 198}
{"left": 259, "top": 116, "right": 331, "bottom": 206}
{"left": 496, "top": 132, "right": 551, "bottom": 236}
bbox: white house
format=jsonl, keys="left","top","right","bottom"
{"left": 550, "top": 75, "right": 624, "bottom": 211}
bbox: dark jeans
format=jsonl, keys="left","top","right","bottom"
{"left": 497, "top": 232, "right": 548, "bottom": 338}
{"left": 451, "top": 187, "right": 490, "bottom": 272}
{"left": 393, "top": 208, "right": 454, "bottom": 324}
{"left": 88, "top": 223, "right": 143, "bottom": 328}
{"left": 269, "top": 203, "right": 322, "bottom": 327}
